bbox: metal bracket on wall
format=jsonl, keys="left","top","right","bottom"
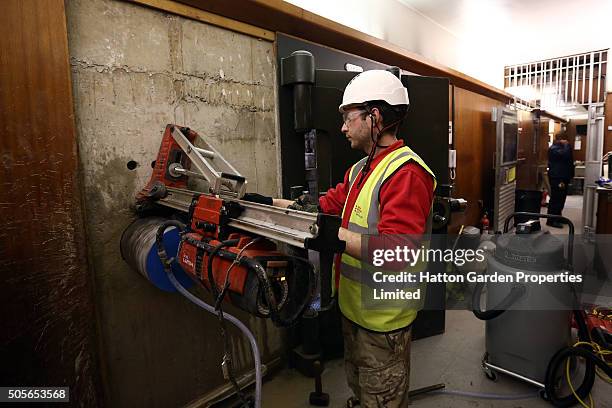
{"left": 170, "top": 126, "right": 247, "bottom": 198}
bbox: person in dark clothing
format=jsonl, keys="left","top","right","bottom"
{"left": 547, "top": 135, "right": 575, "bottom": 227}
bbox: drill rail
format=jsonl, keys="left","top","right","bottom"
{"left": 161, "top": 187, "right": 319, "bottom": 248}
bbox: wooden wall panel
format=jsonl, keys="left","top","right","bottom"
{"left": 565, "top": 118, "right": 587, "bottom": 162}
{"left": 605, "top": 93, "right": 612, "bottom": 156}
{"left": 0, "top": 1, "right": 101, "bottom": 405}
{"left": 538, "top": 118, "right": 552, "bottom": 164}
{"left": 554, "top": 121, "right": 562, "bottom": 137}
{"left": 449, "top": 87, "right": 504, "bottom": 230}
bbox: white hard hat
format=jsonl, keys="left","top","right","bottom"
{"left": 339, "top": 70, "right": 409, "bottom": 112}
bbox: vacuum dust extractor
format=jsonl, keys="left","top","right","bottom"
{"left": 472, "top": 212, "right": 611, "bottom": 407}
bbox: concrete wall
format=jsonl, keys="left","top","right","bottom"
{"left": 65, "top": 0, "right": 282, "bottom": 406}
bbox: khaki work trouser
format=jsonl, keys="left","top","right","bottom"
{"left": 342, "top": 316, "right": 412, "bottom": 408}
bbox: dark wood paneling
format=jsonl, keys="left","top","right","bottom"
{"left": 601, "top": 97, "right": 612, "bottom": 237}
{"left": 449, "top": 87, "right": 503, "bottom": 230}
{"left": 538, "top": 118, "right": 551, "bottom": 164}
{"left": 605, "top": 92, "right": 612, "bottom": 155}
{"left": 0, "top": 1, "right": 101, "bottom": 405}
{"left": 596, "top": 190, "right": 612, "bottom": 233}
{"left": 173, "top": 0, "right": 513, "bottom": 103}
{"left": 565, "top": 118, "right": 587, "bottom": 162}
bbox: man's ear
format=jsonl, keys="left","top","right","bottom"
{"left": 368, "top": 112, "right": 375, "bottom": 124}
{"left": 370, "top": 108, "right": 381, "bottom": 126}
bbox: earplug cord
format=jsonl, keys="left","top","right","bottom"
{"left": 357, "top": 109, "right": 405, "bottom": 187}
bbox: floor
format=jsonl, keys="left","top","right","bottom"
{"left": 260, "top": 195, "right": 612, "bottom": 408}
{"left": 541, "top": 194, "right": 612, "bottom": 307}
{"left": 261, "top": 310, "right": 612, "bottom": 408}
{"left": 540, "top": 194, "right": 583, "bottom": 235}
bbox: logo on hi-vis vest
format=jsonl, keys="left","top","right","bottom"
{"left": 353, "top": 205, "right": 364, "bottom": 219}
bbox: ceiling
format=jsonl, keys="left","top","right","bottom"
{"left": 397, "top": 0, "right": 612, "bottom": 65}
{"left": 284, "top": 0, "right": 610, "bottom": 98}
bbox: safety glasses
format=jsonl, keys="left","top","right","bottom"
{"left": 342, "top": 109, "right": 367, "bottom": 126}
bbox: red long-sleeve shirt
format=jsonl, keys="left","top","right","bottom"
{"left": 319, "top": 140, "right": 434, "bottom": 235}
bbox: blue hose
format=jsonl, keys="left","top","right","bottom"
{"left": 167, "top": 268, "right": 262, "bottom": 408}
{"left": 432, "top": 389, "right": 538, "bottom": 400}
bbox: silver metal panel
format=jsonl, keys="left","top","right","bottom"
{"left": 493, "top": 107, "right": 518, "bottom": 232}
{"left": 495, "top": 181, "right": 516, "bottom": 232}
{"left": 504, "top": 50, "right": 608, "bottom": 107}
{"left": 582, "top": 103, "right": 605, "bottom": 236}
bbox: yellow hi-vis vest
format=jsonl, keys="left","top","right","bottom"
{"left": 334, "top": 145, "right": 437, "bottom": 332}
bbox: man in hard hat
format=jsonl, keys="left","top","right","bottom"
{"left": 245, "top": 70, "right": 436, "bottom": 407}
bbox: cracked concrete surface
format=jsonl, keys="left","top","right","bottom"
{"left": 65, "top": 0, "right": 282, "bottom": 406}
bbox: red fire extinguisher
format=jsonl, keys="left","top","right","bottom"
{"left": 480, "top": 212, "right": 490, "bottom": 233}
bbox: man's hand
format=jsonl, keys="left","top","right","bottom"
{"left": 338, "top": 227, "right": 362, "bottom": 259}
{"left": 287, "top": 194, "right": 319, "bottom": 213}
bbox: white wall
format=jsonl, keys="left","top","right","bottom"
{"left": 284, "top": 0, "right": 468, "bottom": 80}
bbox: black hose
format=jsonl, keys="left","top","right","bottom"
{"left": 204, "top": 238, "right": 280, "bottom": 320}
{"left": 186, "top": 235, "right": 315, "bottom": 327}
{"left": 543, "top": 310, "right": 611, "bottom": 407}
{"left": 281, "top": 255, "right": 317, "bottom": 326}
{"left": 155, "top": 220, "right": 187, "bottom": 272}
{"left": 472, "top": 282, "right": 526, "bottom": 320}
{"left": 207, "top": 239, "right": 240, "bottom": 301}
{"left": 241, "top": 255, "right": 316, "bottom": 327}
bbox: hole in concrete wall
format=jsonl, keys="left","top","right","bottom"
{"left": 151, "top": 160, "right": 156, "bottom": 168}
{"left": 127, "top": 160, "right": 138, "bottom": 170}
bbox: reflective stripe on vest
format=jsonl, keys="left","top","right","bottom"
{"left": 333, "top": 145, "right": 437, "bottom": 332}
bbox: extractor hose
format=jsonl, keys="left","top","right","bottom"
{"left": 156, "top": 222, "right": 263, "bottom": 408}
{"left": 167, "top": 271, "right": 263, "bottom": 408}
{"left": 472, "top": 282, "right": 526, "bottom": 320}
{"left": 544, "top": 310, "right": 611, "bottom": 408}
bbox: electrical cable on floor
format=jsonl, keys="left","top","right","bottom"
{"left": 563, "top": 339, "right": 612, "bottom": 408}
{"left": 566, "top": 352, "right": 593, "bottom": 408}
{"left": 544, "top": 310, "right": 612, "bottom": 408}
{"left": 587, "top": 307, "right": 612, "bottom": 384}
